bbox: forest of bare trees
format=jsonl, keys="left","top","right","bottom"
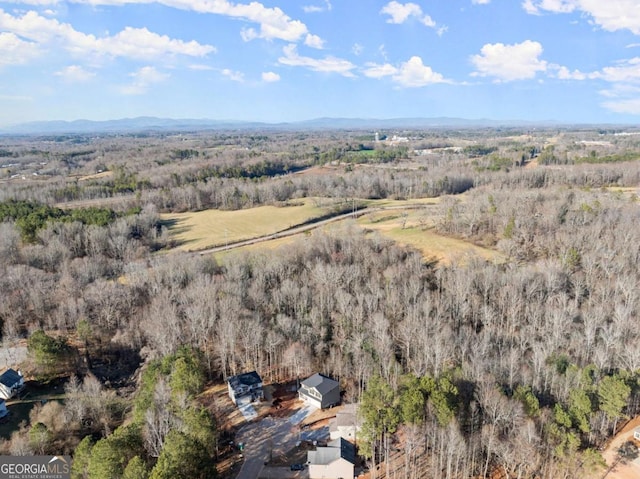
{"left": 1, "top": 127, "right": 640, "bottom": 478}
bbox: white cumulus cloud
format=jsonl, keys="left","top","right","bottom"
{"left": 4, "top": 0, "right": 319, "bottom": 44}
{"left": 0, "top": 32, "right": 40, "bottom": 66}
{"left": 54, "top": 64, "right": 95, "bottom": 81}
{"left": 0, "top": 9, "right": 215, "bottom": 61}
{"left": 364, "top": 56, "right": 447, "bottom": 87}
{"left": 278, "top": 44, "right": 356, "bottom": 77}
{"left": 363, "top": 62, "right": 398, "bottom": 79}
{"left": 262, "top": 71, "right": 280, "bottom": 82}
{"left": 393, "top": 56, "right": 447, "bottom": 86}
{"left": 471, "top": 40, "right": 548, "bottom": 81}
{"left": 120, "top": 66, "right": 168, "bottom": 95}
{"left": 472, "top": 0, "right": 491, "bottom": 4}
{"left": 304, "top": 33, "right": 325, "bottom": 49}
{"left": 593, "top": 57, "right": 640, "bottom": 84}
{"left": 380, "top": 1, "right": 439, "bottom": 29}
{"left": 74, "top": 0, "right": 313, "bottom": 44}
{"left": 222, "top": 68, "right": 244, "bottom": 82}
{"left": 522, "top": 0, "right": 640, "bottom": 35}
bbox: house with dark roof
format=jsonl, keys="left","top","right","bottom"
{"left": 307, "top": 437, "right": 356, "bottom": 479}
{"left": 299, "top": 373, "right": 340, "bottom": 409}
{"left": 0, "top": 369, "right": 23, "bottom": 400}
{"left": 227, "top": 371, "right": 263, "bottom": 406}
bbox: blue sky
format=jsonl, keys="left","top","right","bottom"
{"left": 2, "top": 0, "right": 640, "bottom": 125}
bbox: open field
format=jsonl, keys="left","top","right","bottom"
{"left": 358, "top": 208, "right": 504, "bottom": 264}
{"left": 209, "top": 201, "right": 503, "bottom": 266}
{"left": 162, "top": 199, "right": 335, "bottom": 251}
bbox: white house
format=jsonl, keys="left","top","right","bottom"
{"left": 308, "top": 437, "right": 356, "bottom": 479}
{"left": 0, "top": 369, "right": 24, "bottom": 400}
{"left": 329, "top": 404, "right": 361, "bottom": 441}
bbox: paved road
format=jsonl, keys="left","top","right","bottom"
{"left": 235, "top": 405, "right": 314, "bottom": 479}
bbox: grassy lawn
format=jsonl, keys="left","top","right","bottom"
{"left": 162, "top": 199, "right": 333, "bottom": 252}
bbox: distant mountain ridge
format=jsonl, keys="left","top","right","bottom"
{"left": 0, "top": 116, "right": 561, "bottom": 134}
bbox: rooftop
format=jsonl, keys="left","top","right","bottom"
{"left": 0, "top": 369, "right": 22, "bottom": 388}
{"left": 308, "top": 437, "right": 356, "bottom": 465}
{"left": 227, "top": 371, "right": 262, "bottom": 390}
{"left": 301, "top": 373, "right": 339, "bottom": 395}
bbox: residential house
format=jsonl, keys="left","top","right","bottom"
{"left": 227, "top": 371, "right": 263, "bottom": 406}
{"left": 634, "top": 426, "right": 640, "bottom": 441}
{"left": 329, "top": 404, "right": 360, "bottom": 441}
{"left": 0, "top": 369, "right": 24, "bottom": 400}
{"left": 299, "top": 373, "right": 340, "bottom": 409}
{"left": 307, "top": 437, "right": 356, "bottom": 479}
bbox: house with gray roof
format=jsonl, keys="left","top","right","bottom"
{"left": 330, "top": 403, "right": 361, "bottom": 441}
{"left": 0, "top": 369, "right": 23, "bottom": 400}
{"left": 227, "top": 371, "right": 263, "bottom": 406}
{"left": 299, "top": 373, "right": 340, "bottom": 409}
{"left": 307, "top": 437, "right": 355, "bottom": 479}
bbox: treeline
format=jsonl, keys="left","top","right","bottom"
{"left": 0, "top": 199, "right": 138, "bottom": 242}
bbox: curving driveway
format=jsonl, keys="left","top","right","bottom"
{"left": 235, "top": 405, "right": 315, "bottom": 479}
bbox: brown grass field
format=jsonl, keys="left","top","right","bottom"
{"left": 162, "top": 199, "right": 332, "bottom": 251}
{"left": 207, "top": 204, "right": 502, "bottom": 266}
{"left": 357, "top": 208, "right": 504, "bottom": 264}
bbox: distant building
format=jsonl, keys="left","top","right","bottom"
{"left": 329, "top": 403, "right": 361, "bottom": 441}
{"left": 307, "top": 437, "right": 356, "bottom": 479}
{"left": 299, "top": 373, "right": 340, "bottom": 409}
{"left": 0, "top": 369, "right": 24, "bottom": 400}
{"left": 227, "top": 371, "right": 263, "bottom": 406}
{"left": 634, "top": 426, "right": 640, "bottom": 441}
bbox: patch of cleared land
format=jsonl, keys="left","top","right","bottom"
{"left": 167, "top": 194, "right": 500, "bottom": 263}
{"left": 358, "top": 209, "right": 504, "bottom": 264}
{"left": 213, "top": 210, "right": 502, "bottom": 266}
{"left": 163, "top": 199, "right": 334, "bottom": 251}
{"left": 77, "top": 170, "right": 114, "bottom": 181}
